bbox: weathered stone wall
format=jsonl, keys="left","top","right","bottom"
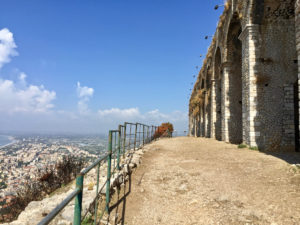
{"left": 252, "top": 0, "right": 297, "bottom": 151}
{"left": 296, "top": 0, "right": 300, "bottom": 149}
{"left": 189, "top": 0, "right": 299, "bottom": 152}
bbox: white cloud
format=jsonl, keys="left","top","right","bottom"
{"left": 97, "top": 107, "right": 187, "bottom": 131}
{"left": 98, "top": 107, "right": 140, "bottom": 118}
{"left": 77, "top": 82, "right": 93, "bottom": 98}
{"left": 18, "top": 72, "right": 27, "bottom": 87}
{"left": 0, "top": 74, "right": 56, "bottom": 113}
{"left": 0, "top": 104, "right": 187, "bottom": 134}
{"left": 0, "top": 28, "right": 56, "bottom": 114}
{"left": 77, "top": 82, "right": 94, "bottom": 114}
{"left": 19, "top": 72, "right": 26, "bottom": 82}
{"left": 0, "top": 28, "right": 188, "bottom": 134}
{"left": 0, "top": 28, "right": 18, "bottom": 69}
{"left": 98, "top": 107, "right": 187, "bottom": 122}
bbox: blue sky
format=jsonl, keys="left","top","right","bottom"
{"left": 0, "top": 0, "right": 221, "bottom": 134}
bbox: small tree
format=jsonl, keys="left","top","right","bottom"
{"left": 154, "top": 122, "right": 174, "bottom": 138}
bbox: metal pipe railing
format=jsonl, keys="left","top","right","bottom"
{"left": 37, "top": 122, "right": 158, "bottom": 225}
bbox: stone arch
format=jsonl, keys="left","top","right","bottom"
{"left": 225, "top": 13, "right": 243, "bottom": 144}
{"left": 213, "top": 47, "right": 222, "bottom": 140}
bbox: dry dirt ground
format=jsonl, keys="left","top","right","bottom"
{"left": 108, "top": 137, "right": 300, "bottom": 225}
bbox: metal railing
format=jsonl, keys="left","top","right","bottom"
{"left": 37, "top": 122, "right": 158, "bottom": 225}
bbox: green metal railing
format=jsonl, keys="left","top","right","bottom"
{"left": 37, "top": 122, "right": 158, "bottom": 225}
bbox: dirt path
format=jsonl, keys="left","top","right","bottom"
{"left": 110, "top": 137, "right": 300, "bottom": 225}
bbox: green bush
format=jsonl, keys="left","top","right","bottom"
{"left": 249, "top": 146, "right": 259, "bottom": 151}
{"left": 81, "top": 215, "right": 93, "bottom": 225}
{"left": 237, "top": 144, "right": 247, "bottom": 149}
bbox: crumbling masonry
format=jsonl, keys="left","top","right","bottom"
{"left": 189, "top": 0, "right": 300, "bottom": 151}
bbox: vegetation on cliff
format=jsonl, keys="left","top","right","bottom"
{"left": 0, "top": 156, "right": 84, "bottom": 223}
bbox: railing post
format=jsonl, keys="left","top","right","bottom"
{"left": 142, "top": 124, "right": 145, "bottom": 145}
{"left": 113, "top": 132, "right": 116, "bottom": 170}
{"left": 123, "top": 123, "right": 127, "bottom": 157}
{"left": 151, "top": 125, "right": 154, "bottom": 141}
{"left": 147, "top": 126, "right": 149, "bottom": 143}
{"left": 133, "top": 123, "right": 137, "bottom": 150}
{"left": 145, "top": 126, "right": 147, "bottom": 144}
{"left": 106, "top": 130, "right": 112, "bottom": 213}
{"left": 73, "top": 174, "right": 84, "bottom": 225}
{"left": 128, "top": 123, "right": 131, "bottom": 150}
{"left": 117, "top": 125, "right": 121, "bottom": 170}
{"left": 94, "top": 163, "right": 100, "bottom": 225}
{"left": 137, "top": 123, "right": 140, "bottom": 148}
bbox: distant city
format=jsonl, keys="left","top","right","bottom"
{"left": 0, "top": 134, "right": 108, "bottom": 208}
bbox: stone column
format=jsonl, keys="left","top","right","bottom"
{"left": 238, "top": 24, "right": 260, "bottom": 148}
{"left": 296, "top": 0, "right": 300, "bottom": 148}
{"left": 210, "top": 80, "right": 216, "bottom": 138}
{"left": 194, "top": 116, "right": 197, "bottom": 137}
{"left": 195, "top": 114, "right": 198, "bottom": 137}
{"left": 221, "top": 62, "right": 231, "bottom": 142}
{"left": 192, "top": 115, "right": 196, "bottom": 137}
{"left": 188, "top": 113, "right": 192, "bottom": 136}
{"left": 206, "top": 89, "right": 211, "bottom": 138}
{"left": 203, "top": 92, "right": 207, "bottom": 137}
{"left": 199, "top": 107, "right": 202, "bottom": 137}
{"left": 196, "top": 112, "right": 199, "bottom": 137}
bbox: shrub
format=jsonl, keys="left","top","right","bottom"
{"left": 154, "top": 122, "right": 174, "bottom": 138}
{"left": 238, "top": 144, "right": 247, "bottom": 149}
{"left": 249, "top": 146, "right": 259, "bottom": 151}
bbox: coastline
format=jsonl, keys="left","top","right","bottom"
{"left": 0, "top": 136, "right": 16, "bottom": 149}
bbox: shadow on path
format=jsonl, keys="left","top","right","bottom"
{"left": 106, "top": 170, "right": 132, "bottom": 225}
{"left": 265, "top": 152, "right": 300, "bottom": 164}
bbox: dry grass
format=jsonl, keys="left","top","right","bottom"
{"left": 225, "top": 1, "right": 230, "bottom": 11}
{"left": 192, "top": 107, "right": 199, "bottom": 116}
{"left": 88, "top": 182, "right": 95, "bottom": 191}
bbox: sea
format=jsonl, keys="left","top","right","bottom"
{"left": 0, "top": 135, "right": 14, "bottom": 148}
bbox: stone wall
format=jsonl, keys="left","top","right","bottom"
{"left": 296, "top": 0, "right": 300, "bottom": 150}
{"left": 189, "top": 0, "right": 299, "bottom": 152}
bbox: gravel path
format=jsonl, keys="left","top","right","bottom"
{"left": 110, "top": 137, "right": 300, "bottom": 225}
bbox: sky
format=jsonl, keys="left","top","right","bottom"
{"left": 0, "top": 0, "right": 221, "bottom": 134}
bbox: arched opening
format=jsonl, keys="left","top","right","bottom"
{"left": 214, "top": 48, "right": 222, "bottom": 140}
{"left": 226, "top": 16, "right": 243, "bottom": 144}
{"left": 201, "top": 79, "right": 204, "bottom": 89}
